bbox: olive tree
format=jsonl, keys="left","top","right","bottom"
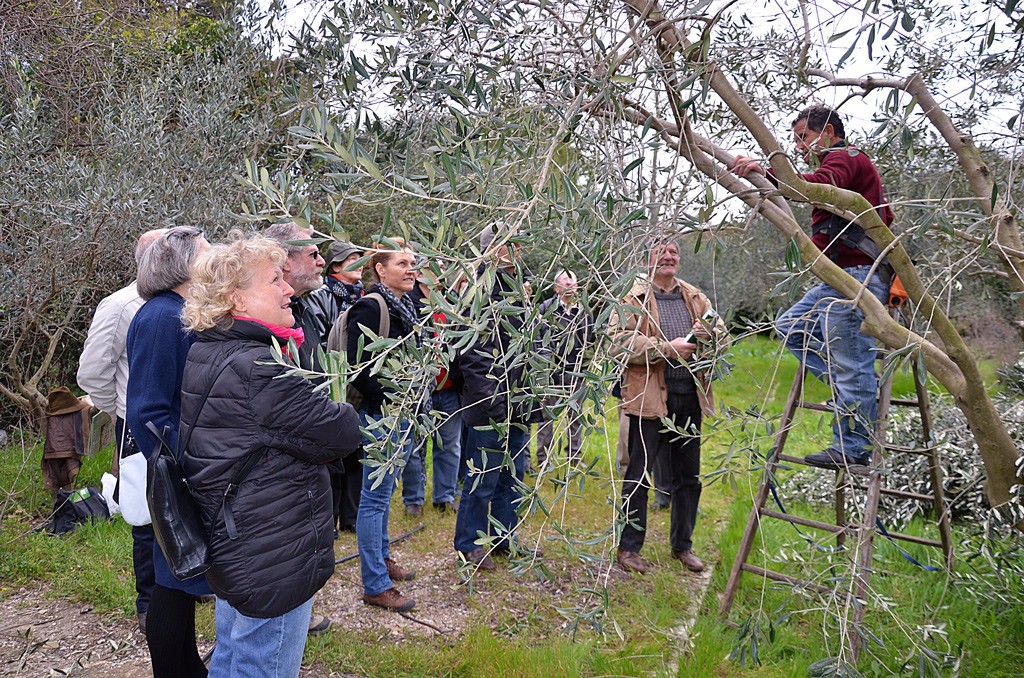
{"left": 0, "top": 1, "right": 294, "bottom": 427}
{"left": 255, "top": 0, "right": 1023, "bottom": 526}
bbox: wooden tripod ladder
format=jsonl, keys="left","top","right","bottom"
{"left": 718, "top": 353, "right": 955, "bottom": 659}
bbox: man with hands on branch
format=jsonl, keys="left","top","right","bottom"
{"left": 732, "top": 103, "right": 893, "bottom": 472}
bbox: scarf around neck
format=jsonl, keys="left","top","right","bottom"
{"left": 368, "top": 282, "right": 419, "bottom": 338}
{"left": 233, "top": 316, "right": 305, "bottom": 353}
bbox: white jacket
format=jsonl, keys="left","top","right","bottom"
{"left": 77, "top": 282, "right": 144, "bottom": 420}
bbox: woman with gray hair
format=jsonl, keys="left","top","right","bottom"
{"left": 125, "top": 225, "right": 213, "bottom": 678}
{"left": 179, "top": 233, "right": 360, "bottom": 676}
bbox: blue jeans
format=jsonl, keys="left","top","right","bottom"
{"left": 775, "top": 265, "right": 889, "bottom": 459}
{"left": 357, "top": 411, "right": 413, "bottom": 596}
{"left": 453, "top": 424, "right": 528, "bottom": 554}
{"left": 208, "top": 596, "right": 313, "bottom": 677}
{"left": 402, "top": 389, "right": 463, "bottom": 506}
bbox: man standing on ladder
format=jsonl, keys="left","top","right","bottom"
{"left": 733, "top": 104, "right": 894, "bottom": 470}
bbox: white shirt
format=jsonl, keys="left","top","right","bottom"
{"left": 76, "top": 282, "right": 144, "bottom": 420}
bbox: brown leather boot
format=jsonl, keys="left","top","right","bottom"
{"left": 672, "top": 550, "right": 706, "bottom": 572}
{"left": 362, "top": 588, "right": 416, "bottom": 612}
{"left": 616, "top": 549, "right": 648, "bottom": 574}
{"left": 462, "top": 547, "right": 496, "bottom": 570}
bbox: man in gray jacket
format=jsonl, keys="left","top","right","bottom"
{"left": 77, "top": 228, "right": 164, "bottom": 633}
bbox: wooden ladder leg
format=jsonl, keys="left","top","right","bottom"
{"left": 847, "top": 353, "right": 895, "bottom": 660}
{"left": 912, "top": 358, "right": 955, "bottom": 569}
{"left": 719, "top": 364, "right": 806, "bottom": 619}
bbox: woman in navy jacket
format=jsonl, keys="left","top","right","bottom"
{"left": 125, "top": 226, "right": 211, "bottom": 678}
{"left": 180, "top": 234, "right": 360, "bottom": 677}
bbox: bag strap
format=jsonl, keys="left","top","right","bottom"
{"left": 365, "top": 292, "right": 390, "bottom": 339}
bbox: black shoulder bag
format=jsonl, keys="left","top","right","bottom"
{"left": 145, "top": 361, "right": 266, "bottom": 580}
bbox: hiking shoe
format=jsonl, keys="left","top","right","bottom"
{"left": 405, "top": 504, "right": 422, "bottom": 517}
{"left": 362, "top": 588, "right": 415, "bottom": 612}
{"left": 307, "top": 614, "right": 331, "bottom": 635}
{"left": 672, "top": 550, "right": 706, "bottom": 572}
{"left": 385, "top": 557, "right": 416, "bottom": 582}
{"left": 137, "top": 612, "right": 147, "bottom": 635}
{"left": 433, "top": 501, "right": 457, "bottom": 512}
{"left": 462, "top": 547, "right": 496, "bottom": 570}
{"left": 616, "top": 549, "right": 648, "bottom": 574}
{"left": 804, "top": 448, "right": 871, "bottom": 471}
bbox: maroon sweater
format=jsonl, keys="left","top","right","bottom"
{"left": 773, "top": 143, "right": 893, "bottom": 268}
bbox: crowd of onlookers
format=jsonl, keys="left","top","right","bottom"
{"left": 74, "top": 103, "right": 892, "bottom": 678}
{"left": 77, "top": 221, "right": 726, "bottom": 677}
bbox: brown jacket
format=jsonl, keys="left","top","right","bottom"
{"left": 608, "top": 276, "right": 728, "bottom": 419}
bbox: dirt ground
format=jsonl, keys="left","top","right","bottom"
{"left": 1, "top": 546, "right": 711, "bottom": 677}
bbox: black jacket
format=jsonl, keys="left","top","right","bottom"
{"left": 536, "top": 296, "right": 594, "bottom": 383}
{"left": 290, "top": 294, "right": 329, "bottom": 373}
{"left": 345, "top": 292, "right": 415, "bottom": 414}
{"left": 179, "top": 320, "right": 360, "bottom": 618}
{"left": 456, "top": 267, "right": 537, "bottom": 427}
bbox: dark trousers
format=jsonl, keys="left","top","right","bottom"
{"left": 619, "top": 391, "right": 703, "bottom": 554}
{"left": 117, "top": 417, "right": 155, "bottom": 614}
{"left": 146, "top": 584, "right": 207, "bottom": 678}
{"left": 332, "top": 448, "right": 363, "bottom": 530}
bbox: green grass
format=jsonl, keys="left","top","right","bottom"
{"left": 2, "top": 334, "right": 1022, "bottom": 676}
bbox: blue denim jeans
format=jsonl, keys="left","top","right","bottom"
{"left": 357, "top": 411, "right": 413, "bottom": 597}
{"left": 402, "top": 388, "right": 463, "bottom": 506}
{"left": 453, "top": 424, "right": 528, "bottom": 554}
{"left": 208, "top": 596, "right": 313, "bottom": 677}
{"left": 775, "top": 265, "right": 889, "bottom": 458}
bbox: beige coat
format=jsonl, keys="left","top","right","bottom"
{"left": 608, "top": 276, "right": 728, "bottom": 419}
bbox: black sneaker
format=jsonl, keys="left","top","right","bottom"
{"left": 804, "top": 448, "right": 871, "bottom": 471}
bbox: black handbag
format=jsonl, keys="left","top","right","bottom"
{"left": 145, "top": 361, "right": 264, "bottom": 580}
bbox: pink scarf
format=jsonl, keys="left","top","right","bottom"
{"left": 234, "top": 316, "right": 305, "bottom": 355}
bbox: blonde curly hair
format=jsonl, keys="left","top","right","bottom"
{"left": 183, "top": 232, "right": 288, "bottom": 332}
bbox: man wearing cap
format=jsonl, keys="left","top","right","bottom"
{"left": 452, "top": 223, "right": 541, "bottom": 570}
{"left": 308, "top": 238, "right": 366, "bottom": 536}
{"left": 76, "top": 228, "right": 164, "bottom": 633}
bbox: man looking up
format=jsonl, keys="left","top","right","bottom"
{"left": 534, "top": 269, "right": 594, "bottom": 471}
{"left": 77, "top": 228, "right": 165, "bottom": 634}
{"left": 453, "top": 223, "right": 539, "bottom": 570}
{"left": 609, "top": 239, "right": 727, "bottom": 575}
{"left": 733, "top": 104, "right": 893, "bottom": 470}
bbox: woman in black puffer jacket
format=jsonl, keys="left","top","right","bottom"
{"left": 179, "top": 234, "right": 360, "bottom": 677}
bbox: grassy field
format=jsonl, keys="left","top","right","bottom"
{"left": 1, "top": 334, "right": 1022, "bottom": 676}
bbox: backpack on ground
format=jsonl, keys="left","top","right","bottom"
{"left": 47, "top": 486, "right": 110, "bottom": 534}
{"left": 326, "top": 292, "right": 389, "bottom": 409}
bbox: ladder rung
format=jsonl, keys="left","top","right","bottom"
{"left": 740, "top": 564, "right": 835, "bottom": 594}
{"left": 882, "top": 443, "right": 935, "bottom": 456}
{"left": 875, "top": 529, "right": 944, "bottom": 549}
{"left": 890, "top": 398, "right": 921, "bottom": 407}
{"left": 849, "top": 483, "right": 939, "bottom": 503}
{"left": 796, "top": 400, "right": 832, "bottom": 412}
{"left": 761, "top": 509, "right": 849, "bottom": 534}
{"left": 878, "top": 486, "right": 937, "bottom": 503}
